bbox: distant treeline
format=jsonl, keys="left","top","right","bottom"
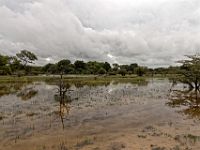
{"left": 0, "top": 50, "right": 180, "bottom": 76}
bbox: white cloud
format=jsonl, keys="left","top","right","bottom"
{"left": 0, "top": 0, "right": 200, "bottom": 67}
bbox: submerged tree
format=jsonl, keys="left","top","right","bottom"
{"left": 55, "top": 75, "right": 71, "bottom": 129}
{"left": 167, "top": 89, "right": 200, "bottom": 118}
{"left": 168, "top": 54, "right": 200, "bottom": 118}
{"left": 177, "top": 54, "right": 200, "bottom": 91}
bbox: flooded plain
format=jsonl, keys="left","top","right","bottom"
{"left": 0, "top": 77, "right": 200, "bottom": 150}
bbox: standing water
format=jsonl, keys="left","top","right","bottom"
{"left": 0, "top": 78, "right": 200, "bottom": 150}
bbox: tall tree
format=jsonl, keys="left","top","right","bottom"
{"left": 0, "top": 54, "right": 11, "bottom": 75}
{"left": 16, "top": 50, "right": 38, "bottom": 66}
{"left": 8, "top": 56, "right": 21, "bottom": 73}
{"left": 129, "top": 63, "right": 138, "bottom": 72}
{"left": 177, "top": 54, "right": 200, "bottom": 91}
{"left": 135, "top": 66, "right": 147, "bottom": 76}
{"left": 112, "top": 63, "right": 119, "bottom": 71}
{"left": 74, "top": 60, "right": 86, "bottom": 74}
{"left": 57, "top": 59, "right": 71, "bottom": 74}
{"left": 103, "top": 62, "right": 111, "bottom": 72}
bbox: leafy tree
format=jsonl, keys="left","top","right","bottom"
{"left": 16, "top": 50, "right": 38, "bottom": 75}
{"left": 0, "top": 54, "right": 9, "bottom": 66}
{"left": 103, "top": 62, "right": 111, "bottom": 72}
{"left": 0, "top": 66, "right": 11, "bottom": 75}
{"left": 118, "top": 69, "right": 127, "bottom": 76}
{"left": 177, "top": 54, "right": 200, "bottom": 91}
{"left": 48, "top": 64, "right": 57, "bottom": 74}
{"left": 74, "top": 60, "right": 85, "bottom": 68}
{"left": 74, "top": 60, "right": 86, "bottom": 74}
{"left": 168, "top": 54, "right": 200, "bottom": 118}
{"left": 0, "top": 54, "right": 11, "bottom": 75}
{"left": 112, "top": 63, "right": 119, "bottom": 71}
{"left": 43, "top": 63, "right": 54, "bottom": 73}
{"left": 128, "top": 63, "right": 138, "bottom": 72}
{"left": 167, "top": 66, "right": 180, "bottom": 74}
{"left": 57, "top": 59, "right": 71, "bottom": 74}
{"left": 120, "top": 65, "right": 129, "bottom": 72}
{"left": 8, "top": 56, "right": 21, "bottom": 73}
{"left": 87, "top": 61, "right": 103, "bottom": 74}
{"left": 136, "top": 67, "right": 146, "bottom": 76}
{"left": 98, "top": 68, "right": 106, "bottom": 75}
{"left": 16, "top": 50, "right": 38, "bottom": 66}
{"left": 154, "top": 67, "right": 168, "bottom": 75}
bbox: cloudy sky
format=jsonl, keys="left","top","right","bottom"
{"left": 0, "top": 0, "right": 200, "bottom": 67}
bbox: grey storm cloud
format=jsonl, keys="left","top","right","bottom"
{"left": 0, "top": 0, "right": 200, "bottom": 67}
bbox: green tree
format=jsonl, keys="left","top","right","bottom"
{"left": 0, "top": 54, "right": 9, "bottom": 66}
{"left": 8, "top": 56, "right": 21, "bottom": 73}
{"left": 135, "top": 67, "right": 146, "bottom": 76}
{"left": 43, "top": 63, "right": 54, "bottom": 73}
{"left": 120, "top": 65, "right": 129, "bottom": 71}
{"left": 16, "top": 50, "right": 38, "bottom": 75}
{"left": 98, "top": 67, "right": 106, "bottom": 75}
{"left": 16, "top": 50, "right": 38, "bottom": 66}
{"left": 103, "top": 62, "right": 111, "bottom": 72}
{"left": 177, "top": 54, "right": 200, "bottom": 91}
{"left": 128, "top": 63, "right": 138, "bottom": 73}
{"left": 118, "top": 69, "right": 127, "bottom": 76}
{"left": 48, "top": 64, "right": 57, "bottom": 74}
{"left": 87, "top": 61, "right": 103, "bottom": 74}
{"left": 57, "top": 59, "right": 71, "bottom": 74}
{"left": 112, "top": 63, "right": 119, "bottom": 71}
{"left": 74, "top": 60, "right": 86, "bottom": 74}
{"left": 0, "top": 54, "right": 11, "bottom": 75}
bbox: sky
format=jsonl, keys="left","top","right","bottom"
{"left": 0, "top": 0, "right": 200, "bottom": 67}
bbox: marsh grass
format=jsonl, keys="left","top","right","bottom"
{"left": 0, "top": 75, "right": 148, "bottom": 90}
{"left": 0, "top": 75, "right": 146, "bottom": 82}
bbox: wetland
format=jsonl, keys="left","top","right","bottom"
{"left": 0, "top": 76, "right": 200, "bottom": 150}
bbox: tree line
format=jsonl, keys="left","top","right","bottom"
{"left": 0, "top": 50, "right": 181, "bottom": 76}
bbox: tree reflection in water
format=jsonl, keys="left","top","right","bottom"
{"left": 0, "top": 83, "right": 26, "bottom": 97}
{"left": 54, "top": 75, "right": 72, "bottom": 129}
{"left": 17, "top": 86, "right": 38, "bottom": 100}
{"left": 167, "top": 88, "right": 200, "bottom": 118}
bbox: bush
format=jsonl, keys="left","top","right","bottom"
{"left": 108, "top": 71, "right": 117, "bottom": 75}
{"left": 135, "top": 67, "right": 146, "bottom": 76}
{"left": 118, "top": 69, "right": 127, "bottom": 76}
{"left": 0, "top": 66, "right": 11, "bottom": 75}
{"left": 98, "top": 68, "right": 106, "bottom": 74}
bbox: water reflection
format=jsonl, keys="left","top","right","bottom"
{"left": 0, "top": 78, "right": 151, "bottom": 128}
{"left": 54, "top": 77, "right": 72, "bottom": 129}
{"left": 51, "top": 77, "right": 149, "bottom": 128}
{"left": 1, "top": 78, "right": 175, "bottom": 146}
{"left": 167, "top": 89, "right": 200, "bottom": 118}
{"left": 17, "top": 86, "right": 38, "bottom": 101}
{"left": 0, "top": 78, "right": 148, "bottom": 97}
{"left": 0, "top": 83, "right": 25, "bottom": 97}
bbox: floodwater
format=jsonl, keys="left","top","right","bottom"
{"left": 0, "top": 78, "right": 200, "bottom": 150}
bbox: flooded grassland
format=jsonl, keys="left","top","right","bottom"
{"left": 0, "top": 76, "right": 200, "bottom": 150}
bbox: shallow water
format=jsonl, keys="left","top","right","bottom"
{"left": 0, "top": 78, "right": 200, "bottom": 150}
